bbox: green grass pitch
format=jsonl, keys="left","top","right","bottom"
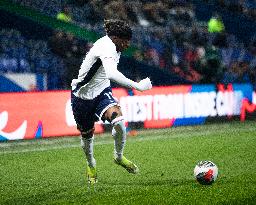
{"left": 0, "top": 121, "right": 256, "bottom": 204}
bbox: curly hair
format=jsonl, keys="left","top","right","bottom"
{"left": 104, "top": 19, "right": 132, "bottom": 40}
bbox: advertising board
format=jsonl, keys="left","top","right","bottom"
{"left": 0, "top": 84, "right": 254, "bottom": 141}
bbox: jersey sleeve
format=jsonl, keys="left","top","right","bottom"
{"left": 102, "top": 57, "right": 138, "bottom": 89}
{"left": 94, "top": 39, "right": 136, "bottom": 89}
{"left": 103, "top": 59, "right": 152, "bottom": 92}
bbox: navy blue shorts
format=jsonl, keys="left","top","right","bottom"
{"left": 71, "top": 87, "right": 117, "bottom": 132}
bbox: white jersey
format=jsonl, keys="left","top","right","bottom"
{"left": 71, "top": 35, "right": 121, "bottom": 99}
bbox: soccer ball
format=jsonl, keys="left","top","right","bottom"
{"left": 194, "top": 161, "right": 218, "bottom": 185}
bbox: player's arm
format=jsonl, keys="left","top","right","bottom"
{"left": 103, "top": 57, "right": 152, "bottom": 91}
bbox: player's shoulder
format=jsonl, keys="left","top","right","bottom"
{"left": 93, "top": 35, "right": 118, "bottom": 57}
{"left": 94, "top": 35, "right": 116, "bottom": 50}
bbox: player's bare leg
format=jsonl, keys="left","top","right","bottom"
{"left": 104, "top": 106, "right": 139, "bottom": 174}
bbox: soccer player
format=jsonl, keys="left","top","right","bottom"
{"left": 71, "top": 19, "right": 152, "bottom": 184}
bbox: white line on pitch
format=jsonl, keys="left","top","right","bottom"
{"left": 0, "top": 126, "right": 255, "bottom": 155}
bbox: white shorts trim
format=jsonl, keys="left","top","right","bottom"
{"left": 99, "top": 103, "right": 118, "bottom": 120}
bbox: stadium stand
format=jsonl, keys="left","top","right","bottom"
{"left": 206, "top": 0, "right": 256, "bottom": 20}
{"left": 2, "top": 0, "right": 256, "bottom": 89}
{"left": 0, "top": 28, "right": 66, "bottom": 89}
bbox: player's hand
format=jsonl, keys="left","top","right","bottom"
{"left": 136, "top": 77, "right": 152, "bottom": 91}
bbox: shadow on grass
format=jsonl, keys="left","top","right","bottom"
{"left": 100, "top": 178, "right": 196, "bottom": 187}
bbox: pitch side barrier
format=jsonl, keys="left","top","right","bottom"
{"left": 0, "top": 84, "right": 255, "bottom": 141}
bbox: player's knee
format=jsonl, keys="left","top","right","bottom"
{"left": 104, "top": 106, "right": 122, "bottom": 123}
{"left": 110, "top": 111, "right": 119, "bottom": 122}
